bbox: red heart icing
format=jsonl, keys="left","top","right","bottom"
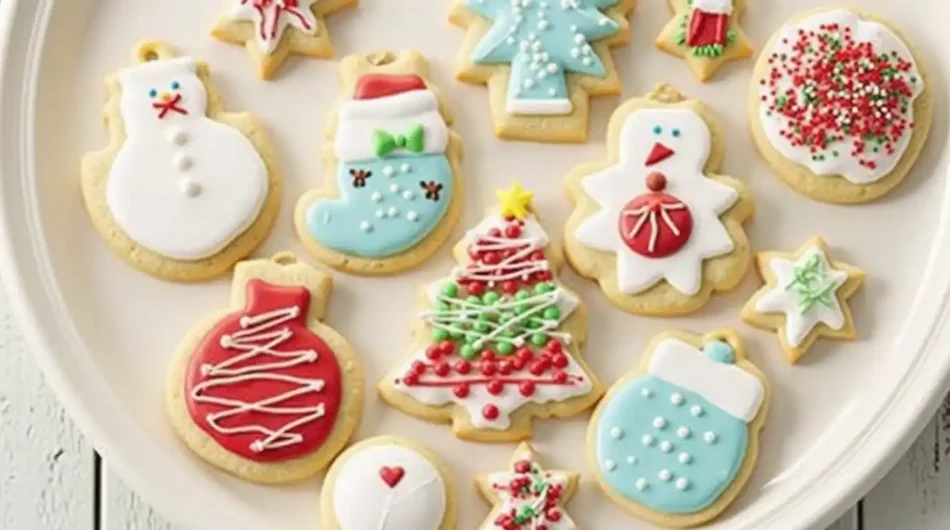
{"left": 379, "top": 466, "right": 405, "bottom": 488}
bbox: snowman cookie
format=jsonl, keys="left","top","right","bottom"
{"left": 321, "top": 436, "right": 457, "bottom": 530}
{"left": 656, "top": 0, "right": 753, "bottom": 82}
{"left": 564, "top": 85, "right": 754, "bottom": 316}
{"left": 165, "top": 253, "right": 363, "bottom": 483}
{"left": 742, "top": 237, "right": 865, "bottom": 364}
{"left": 81, "top": 41, "right": 279, "bottom": 282}
{"left": 589, "top": 329, "right": 769, "bottom": 527}
{"left": 477, "top": 442, "right": 579, "bottom": 530}
{"left": 295, "top": 51, "right": 463, "bottom": 275}
{"left": 211, "top": 0, "right": 355, "bottom": 79}
{"left": 378, "top": 183, "right": 602, "bottom": 442}
{"left": 750, "top": 8, "right": 932, "bottom": 204}
{"left": 449, "top": 0, "right": 638, "bottom": 143}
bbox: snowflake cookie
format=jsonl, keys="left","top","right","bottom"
{"left": 81, "top": 41, "right": 280, "bottom": 282}
{"left": 477, "top": 442, "right": 579, "bottom": 530}
{"left": 589, "top": 329, "right": 769, "bottom": 527}
{"left": 294, "top": 50, "right": 463, "bottom": 275}
{"left": 211, "top": 0, "right": 355, "bottom": 79}
{"left": 321, "top": 436, "right": 457, "bottom": 530}
{"left": 564, "top": 84, "right": 754, "bottom": 316}
{"left": 378, "top": 183, "right": 603, "bottom": 441}
{"left": 742, "top": 237, "right": 865, "bottom": 363}
{"left": 656, "top": 0, "right": 753, "bottom": 81}
{"left": 749, "top": 8, "right": 932, "bottom": 204}
{"left": 449, "top": 0, "right": 638, "bottom": 143}
{"left": 165, "top": 253, "right": 363, "bottom": 483}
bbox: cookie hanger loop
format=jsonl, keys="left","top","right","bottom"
{"left": 132, "top": 40, "right": 176, "bottom": 64}
{"left": 365, "top": 51, "right": 397, "bottom": 67}
{"left": 271, "top": 251, "right": 300, "bottom": 266}
{"left": 647, "top": 83, "right": 686, "bottom": 104}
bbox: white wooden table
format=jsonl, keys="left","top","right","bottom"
{"left": 0, "top": 286, "right": 943, "bottom": 530}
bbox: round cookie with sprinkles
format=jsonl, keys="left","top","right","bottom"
{"left": 378, "top": 183, "right": 603, "bottom": 442}
{"left": 588, "top": 329, "right": 768, "bottom": 527}
{"left": 750, "top": 8, "right": 932, "bottom": 204}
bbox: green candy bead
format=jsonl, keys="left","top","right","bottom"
{"left": 543, "top": 307, "right": 561, "bottom": 320}
{"left": 432, "top": 329, "right": 449, "bottom": 341}
{"left": 496, "top": 342, "right": 514, "bottom": 355}
{"left": 459, "top": 344, "right": 477, "bottom": 360}
{"left": 535, "top": 282, "right": 555, "bottom": 294}
{"left": 530, "top": 333, "right": 548, "bottom": 346}
{"left": 478, "top": 311, "right": 493, "bottom": 321}
{"left": 514, "top": 304, "right": 529, "bottom": 315}
{"left": 515, "top": 289, "right": 531, "bottom": 301}
{"left": 441, "top": 282, "right": 459, "bottom": 298}
{"left": 474, "top": 321, "right": 491, "bottom": 333}
{"left": 482, "top": 291, "right": 501, "bottom": 305}
{"left": 436, "top": 301, "right": 450, "bottom": 312}
{"left": 465, "top": 295, "right": 483, "bottom": 306}
{"left": 449, "top": 327, "right": 465, "bottom": 339}
{"left": 500, "top": 312, "right": 515, "bottom": 322}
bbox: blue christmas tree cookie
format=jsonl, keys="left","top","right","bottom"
{"left": 588, "top": 329, "right": 769, "bottom": 527}
{"left": 450, "top": 0, "right": 638, "bottom": 143}
{"left": 295, "top": 51, "right": 463, "bottom": 274}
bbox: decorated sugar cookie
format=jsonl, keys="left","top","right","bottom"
{"left": 449, "top": 0, "right": 638, "bottom": 143}
{"left": 81, "top": 41, "right": 279, "bottom": 282}
{"left": 656, "top": 0, "right": 753, "bottom": 81}
{"left": 742, "top": 237, "right": 865, "bottom": 363}
{"left": 321, "top": 436, "right": 457, "bottom": 530}
{"left": 211, "top": 0, "right": 355, "bottom": 79}
{"left": 750, "top": 8, "right": 932, "bottom": 204}
{"left": 165, "top": 253, "right": 363, "bottom": 483}
{"left": 589, "top": 329, "right": 768, "bottom": 527}
{"left": 295, "top": 51, "right": 463, "bottom": 275}
{"left": 564, "top": 85, "right": 754, "bottom": 316}
{"left": 477, "top": 442, "right": 579, "bottom": 529}
{"left": 378, "top": 183, "right": 602, "bottom": 441}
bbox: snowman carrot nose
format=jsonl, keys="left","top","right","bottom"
{"left": 645, "top": 142, "right": 675, "bottom": 166}
{"left": 152, "top": 93, "right": 188, "bottom": 119}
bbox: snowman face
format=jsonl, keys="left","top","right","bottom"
{"left": 618, "top": 108, "right": 711, "bottom": 178}
{"left": 117, "top": 57, "right": 206, "bottom": 135}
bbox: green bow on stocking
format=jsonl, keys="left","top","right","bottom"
{"left": 372, "top": 123, "right": 425, "bottom": 157}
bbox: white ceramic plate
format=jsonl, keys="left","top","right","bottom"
{"left": 1, "top": 0, "right": 949, "bottom": 528}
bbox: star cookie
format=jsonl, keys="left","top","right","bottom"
{"left": 477, "top": 443, "right": 578, "bottom": 530}
{"left": 655, "top": 0, "right": 753, "bottom": 82}
{"left": 741, "top": 237, "right": 865, "bottom": 363}
{"left": 211, "top": 0, "right": 356, "bottom": 79}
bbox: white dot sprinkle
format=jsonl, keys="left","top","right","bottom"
{"left": 375, "top": 209, "right": 385, "bottom": 219}
{"left": 571, "top": 47, "right": 581, "bottom": 58}
{"left": 670, "top": 393, "right": 683, "bottom": 406}
{"left": 382, "top": 166, "right": 394, "bottom": 177}
{"left": 547, "top": 63, "right": 558, "bottom": 74}
{"left": 677, "top": 427, "right": 691, "bottom": 439}
{"left": 678, "top": 453, "right": 692, "bottom": 464}
{"left": 371, "top": 191, "right": 383, "bottom": 203}
{"left": 641, "top": 388, "right": 653, "bottom": 398}
{"left": 536, "top": 70, "right": 547, "bottom": 80}
{"left": 676, "top": 477, "right": 690, "bottom": 490}
{"left": 635, "top": 478, "right": 648, "bottom": 491}
{"left": 599, "top": 17, "right": 610, "bottom": 26}
{"left": 691, "top": 405, "right": 704, "bottom": 417}
{"left": 407, "top": 211, "right": 419, "bottom": 222}
{"left": 390, "top": 183, "right": 400, "bottom": 193}
{"left": 400, "top": 163, "right": 411, "bottom": 173}
{"left": 359, "top": 221, "right": 373, "bottom": 232}
{"left": 573, "top": 34, "right": 585, "bottom": 44}
{"left": 660, "top": 440, "right": 673, "bottom": 453}
{"left": 658, "top": 470, "right": 672, "bottom": 482}
{"left": 641, "top": 434, "right": 654, "bottom": 446}
{"left": 173, "top": 154, "right": 193, "bottom": 171}
{"left": 524, "top": 79, "right": 535, "bottom": 89}
{"left": 387, "top": 207, "right": 398, "bottom": 218}
{"left": 704, "top": 432, "right": 718, "bottom": 444}
{"left": 548, "top": 88, "right": 557, "bottom": 96}
{"left": 610, "top": 427, "right": 624, "bottom": 440}
{"left": 402, "top": 190, "right": 415, "bottom": 200}
{"left": 538, "top": 20, "right": 549, "bottom": 30}
{"left": 582, "top": 57, "right": 592, "bottom": 66}
{"left": 652, "top": 417, "right": 667, "bottom": 429}
{"left": 506, "top": 36, "right": 516, "bottom": 45}
{"left": 178, "top": 178, "right": 201, "bottom": 197}
{"left": 167, "top": 127, "right": 187, "bottom": 145}
{"left": 627, "top": 456, "right": 637, "bottom": 465}
{"left": 531, "top": 41, "right": 542, "bottom": 51}
{"left": 604, "top": 460, "right": 616, "bottom": 471}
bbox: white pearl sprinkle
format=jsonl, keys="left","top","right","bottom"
{"left": 387, "top": 207, "right": 398, "bottom": 218}
{"left": 173, "top": 154, "right": 193, "bottom": 171}
{"left": 400, "top": 163, "right": 411, "bottom": 173}
{"left": 635, "top": 478, "right": 648, "bottom": 491}
{"left": 359, "top": 221, "right": 372, "bottom": 232}
{"left": 658, "top": 470, "right": 672, "bottom": 482}
{"left": 676, "top": 477, "right": 690, "bottom": 491}
{"left": 652, "top": 417, "right": 666, "bottom": 429}
{"left": 670, "top": 393, "right": 683, "bottom": 406}
{"left": 604, "top": 460, "right": 616, "bottom": 471}
{"left": 524, "top": 79, "right": 535, "bottom": 89}
{"left": 371, "top": 191, "right": 383, "bottom": 203}
{"left": 531, "top": 41, "right": 542, "bottom": 51}
{"left": 538, "top": 20, "right": 549, "bottom": 30}
{"left": 677, "top": 427, "right": 691, "bottom": 439}
{"left": 167, "top": 127, "right": 187, "bottom": 145}
{"left": 536, "top": 70, "right": 547, "bottom": 80}
{"left": 407, "top": 211, "right": 419, "bottom": 222}
{"left": 547, "top": 63, "right": 558, "bottom": 74}
{"left": 704, "top": 432, "right": 718, "bottom": 444}
{"left": 610, "top": 427, "right": 624, "bottom": 440}
{"left": 382, "top": 166, "right": 394, "bottom": 177}
{"left": 178, "top": 178, "right": 201, "bottom": 197}
{"left": 573, "top": 34, "right": 585, "bottom": 44}
{"left": 641, "top": 388, "right": 653, "bottom": 398}
{"left": 691, "top": 405, "right": 704, "bottom": 417}
{"left": 627, "top": 456, "right": 637, "bottom": 465}
{"left": 571, "top": 47, "right": 581, "bottom": 58}
{"left": 402, "top": 190, "right": 415, "bottom": 200}
{"left": 582, "top": 57, "right": 592, "bottom": 66}
{"left": 548, "top": 88, "right": 557, "bottom": 96}
{"left": 660, "top": 440, "right": 673, "bottom": 453}
{"left": 641, "top": 434, "right": 654, "bottom": 446}
{"left": 390, "top": 183, "right": 400, "bottom": 193}
{"left": 375, "top": 209, "right": 385, "bottom": 219}
{"left": 678, "top": 452, "right": 692, "bottom": 464}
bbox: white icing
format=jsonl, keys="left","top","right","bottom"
{"left": 107, "top": 57, "right": 267, "bottom": 261}
{"left": 335, "top": 91, "right": 449, "bottom": 162}
{"left": 757, "top": 10, "right": 923, "bottom": 184}
{"left": 394, "top": 214, "right": 593, "bottom": 430}
{"left": 228, "top": 0, "right": 319, "bottom": 55}
{"left": 575, "top": 108, "right": 739, "bottom": 296}
{"left": 332, "top": 444, "right": 446, "bottom": 530}
{"left": 754, "top": 246, "right": 849, "bottom": 347}
{"left": 506, "top": 97, "right": 572, "bottom": 115}
{"left": 189, "top": 305, "right": 325, "bottom": 453}
{"left": 648, "top": 338, "right": 764, "bottom": 422}
{"left": 692, "top": 0, "right": 733, "bottom": 15}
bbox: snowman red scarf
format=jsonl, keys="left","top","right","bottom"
{"left": 687, "top": 0, "right": 733, "bottom": 48}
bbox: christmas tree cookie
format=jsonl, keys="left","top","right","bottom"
{"left": 589, "top": 329, "right": 768, "bottom": 527}
{"left": 165, "top": 253, "right": 363, "bottom": 483}
{"left": 742, "top": 237, "right": 865, "bottom": 363}
{"left": 750, "top": 8, "right": 932, "bottom": 204}
{"left": 449, "top": 0, "right": 638, "bottom": 143}
{"left": 321, "top": 436, "right": 457, "bottom": 530}
{"left": 295, "top": 51, "right": 463, "bottom": 275}
{"left": 378, "top": 183, "right": 602, "bottom": 442}
{"left": 211, "top": 0, "right": 355, "bottom": 79}
{"left": 477, "top": 443, "right": 579, "bottom": 530}
{"left": 656, "top": 0, "right": 753, "bottom": 82}
{"left": 81, "top": 41, "right": 279, "bottom": 282}
{"left": 564, "top": 85, "right": 754, "bottom": 316}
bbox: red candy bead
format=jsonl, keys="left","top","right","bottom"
{"left": 646, "top": 171, "right": 667, "bottom": 192}
{"left": 519, "top": 381, "right": 536, "bottom": 397}
{"left": 434, "top": 361, "right": 451, "bottom": 377}
{"left": 453, "top": 383, "right": 470, "bottom": 398}
{"left": 481, "top": 361, "right": 497, "bottom": 376}
{"left": 551, "top": 353, "right": 568, "bottom": 369}
{"left": 412, "top": 361, "right": 428, "bottom": 374}
{"left": 536, "top": 270, "right": 553, "bottom": 282}
{"left": 501, "top": 280, "right": 519, "bottom": 294}
{"left": 482, "top": 252, "right": 501, "bottom": 265}
{"left": 505, "top": 224, "right": 522, "bottom": 238}
{"left": 529, "top": 361, "right": 546, "bottom": 376}
{"left": 516, "top": 347, "right": 534, "bottom": 362}
{"left": 546, "top": 508, "right": 562, "bottom": 522}
{"left": 482, "top": 404, "right": 500, "bottom": 420}
{"left": 438, "top": 340, "right": 455, "bottom": 356}
{"left": 511, "top": 357, "right": 526, "bottom": 370}
{"left": 455, "top": 360, "right": 472, "bottom": 374}
{"left": 546, "top": 339, "right": 562, "bottom": 353}
{"left": 488, "top": 228, "right": 503, "bottom": 238}
{"left": 402, "top": 372, "right": 419, "bottom": 385}
{"left": 553, "top": 371, "right": 568, "bottom": 384}
{"left": 488, "top": 380, "right": 504, "bottom": 395}
{"left": 530, "top": 250, "right": 546, "bottom": 261}
{"left": 425, "top": 345, "right": 441, "bottom": 360}
{"left": 481, "top": 350, "right": 496, "bottom": 361}
{"left": 467, "top": 281, "right": 486, "bottom": 296}
{"left": 514, "top": 460, "right": 531, "bottom": 474}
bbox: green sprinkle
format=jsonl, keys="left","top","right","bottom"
{"left": 482, "top": 291, "right": 501, "bottom": 305}
{"left": 543, "top": 307, "right": 561, "bottom": 320}
{"left": 474, "top": 321, "right": 491, "bottom": 333}
{"left": 496, "top": 342, "right": 514, "bottom": 355}
{"left": 432, "top": 329, "right": 449, "bottom": 341}
{"left": 441, "top": 282, "right": 458, "bottom": 298}
{"left": 465, "top": 295, "right": 482, "bottom": 306}
{"left": 535, "top": 282, "right": 555, "bottom": 294}
{"left": 459, "top": 344, "right": 477, "bottom": 360}
{"left": 530, "top": 333, "right": 548, "bottom": 346}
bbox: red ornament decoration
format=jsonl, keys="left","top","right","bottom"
{"left": 184, "top": 279, "right": 343, "bottom": 462}
{"left": 687, "top": 1, "right": 731, "bottom": 47}
{"left": 618, "top": 172, "right": 694, "bottom": 258}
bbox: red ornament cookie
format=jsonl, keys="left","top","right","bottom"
{"left": 166, "top": 253, "right": 363, "bottom": 483}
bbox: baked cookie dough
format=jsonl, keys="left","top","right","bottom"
{"left": 656, "top": 0, "right": 753, "bottom": 81}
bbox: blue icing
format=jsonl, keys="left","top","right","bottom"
{"left": 305, "top": 154, "right": 452, "bottom": 258}
{"left": 466, "top": 0, "right": 620, "bottom": 110}
{"left": 704, "top": 340, "right": 735, "bottom": 364}
{"left": 594, "top": 376, "right": 748, "bottom": 514}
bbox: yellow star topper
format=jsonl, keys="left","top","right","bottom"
{"left": 496, "top": 182, "right": 534, "bottom": 219}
